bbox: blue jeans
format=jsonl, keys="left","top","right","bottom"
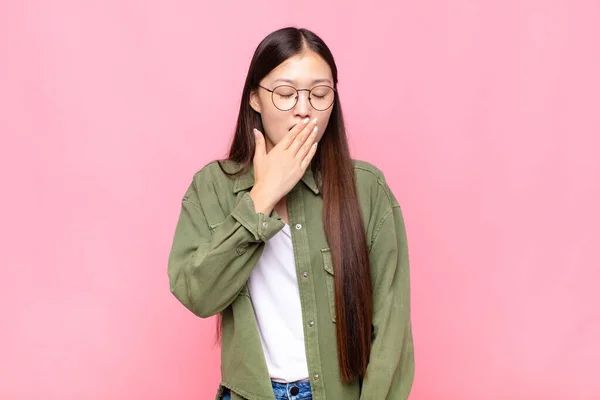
{"left": 221, "top": 379, "right": 312, "bottom": 400}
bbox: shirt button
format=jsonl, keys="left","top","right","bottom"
{"left": 313, "top": 373, "right": 319, "bottom": 380}
{"left": 308, "top": 320, "right": 314, "bottom": 327}
{"left": 295, "top": 223, "right": 302, "bottom": 230}
{"left": 235, "top": 244, "right": 248, "bottom": 255}
{"left": 302, "top": 271, "right": 308, "bottom": 278}
{"left": 262, "top": 222, "right": 268, "bottom": 228}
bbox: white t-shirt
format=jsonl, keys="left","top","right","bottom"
{"left": 248, "top": 223, "right": 309, "bottom": 383}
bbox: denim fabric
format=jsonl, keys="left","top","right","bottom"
{"left": 221, "top": 389, "right": 230, "bottom": 400}
{"left": 221, "top": 379, "right": 312, "bottom": 400}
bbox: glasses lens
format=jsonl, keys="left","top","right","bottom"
{"left": 272, "top": 86, "right": 298, "bottom": 110}
{"left": 310, "top": 86, "right": 335, "bottom": 111}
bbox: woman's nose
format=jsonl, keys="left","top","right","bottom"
{"left": 294, "top": 91, "right": 311, "bottom": 115}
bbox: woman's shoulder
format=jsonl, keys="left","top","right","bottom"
{"left": 191, "top": 159, "right": 245, "bottom": 183}
{"left": 351, "top": 158, "right": 400, "bottom": 209}
{"left": 352, "top": 158, "right": 388, "bottom": 185}
{"left": 182, "top": 159, "right": 247, "bottom": 204}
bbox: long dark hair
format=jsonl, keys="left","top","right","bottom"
{"left": 215, "top": 27, "right": 372, "bottom": 382}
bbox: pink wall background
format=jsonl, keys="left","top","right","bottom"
{"left": 1, "top": 1, "right": 599, "bottom": 399}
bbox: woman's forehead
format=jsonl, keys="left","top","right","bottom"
{"left": 268, "top": 54, "right": 333, "bottom": 84}
{"left": 271, "top": 77, "right": 333, "bottom": 86}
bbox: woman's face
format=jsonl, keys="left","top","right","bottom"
{"left": 249, "top": 51, "right": 335, "bottom": 152}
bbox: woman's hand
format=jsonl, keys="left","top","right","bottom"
{"left": 249, "top": 117, "right": 319, "bottom": 214}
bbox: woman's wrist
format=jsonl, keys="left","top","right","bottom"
{"left": 249, "top": 186, "right": 277, "bottom": 215}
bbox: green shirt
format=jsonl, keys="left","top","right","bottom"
{"left": 168, "top": 159, "right": 415, "bottom": 400}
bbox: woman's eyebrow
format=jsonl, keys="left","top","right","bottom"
{"left": 272, "top": 78, "right": 332, "bottom": 85}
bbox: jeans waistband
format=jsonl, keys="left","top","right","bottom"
{"left": 270, "top": 378, "right": 312, "bottom": 399}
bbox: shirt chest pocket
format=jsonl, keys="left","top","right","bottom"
{"left": 321, "top": 247, "right": 336, "bottom": 323}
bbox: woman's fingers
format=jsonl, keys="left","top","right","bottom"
{"left": 288, "top": 118, "right": 318, "bottom": 154}
{"left": 296, "top": 123, "right": 319, "bottom": 161}
{"left": 251, "top": 118, "right": 321, "bottom": 204}
{"left": 253, "top": 129, "right": 266, "bottom": 163}
{"left": 300, "top": 140, "right": 318, "bottom": 170}
{"left": 278, "top": 117, "right": 310, "bottom": 150}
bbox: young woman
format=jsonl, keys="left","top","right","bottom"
{"left": 168, "top": 27, "right": 414, "bottom": 400}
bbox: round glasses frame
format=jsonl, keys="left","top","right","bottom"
{"left": 256, "top": 84, "right": 337, "bottom": 111}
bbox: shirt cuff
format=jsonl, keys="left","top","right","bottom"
{"left": 231, "top": 192, "right": 285, "bottom": 242}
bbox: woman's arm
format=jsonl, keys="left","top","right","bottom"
{"left": 167, "top": 170, "right": 285, "bottom": 318}
{"left": 360, "top": 186, "right": 415, "bottom": 399}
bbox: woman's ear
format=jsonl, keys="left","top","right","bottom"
{"left": 249, "top": 90, "right": 262, "bottom": 114}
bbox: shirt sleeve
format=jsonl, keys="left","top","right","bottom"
{"left": 359, "top": 186, "right": 415, "bottom": 399}
{"left": 167, "top": 173, "right": 285, "bottom": 318}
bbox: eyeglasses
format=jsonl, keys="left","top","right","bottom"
{"left": 257, "top": 84, "right": 336, "bottom": 111}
